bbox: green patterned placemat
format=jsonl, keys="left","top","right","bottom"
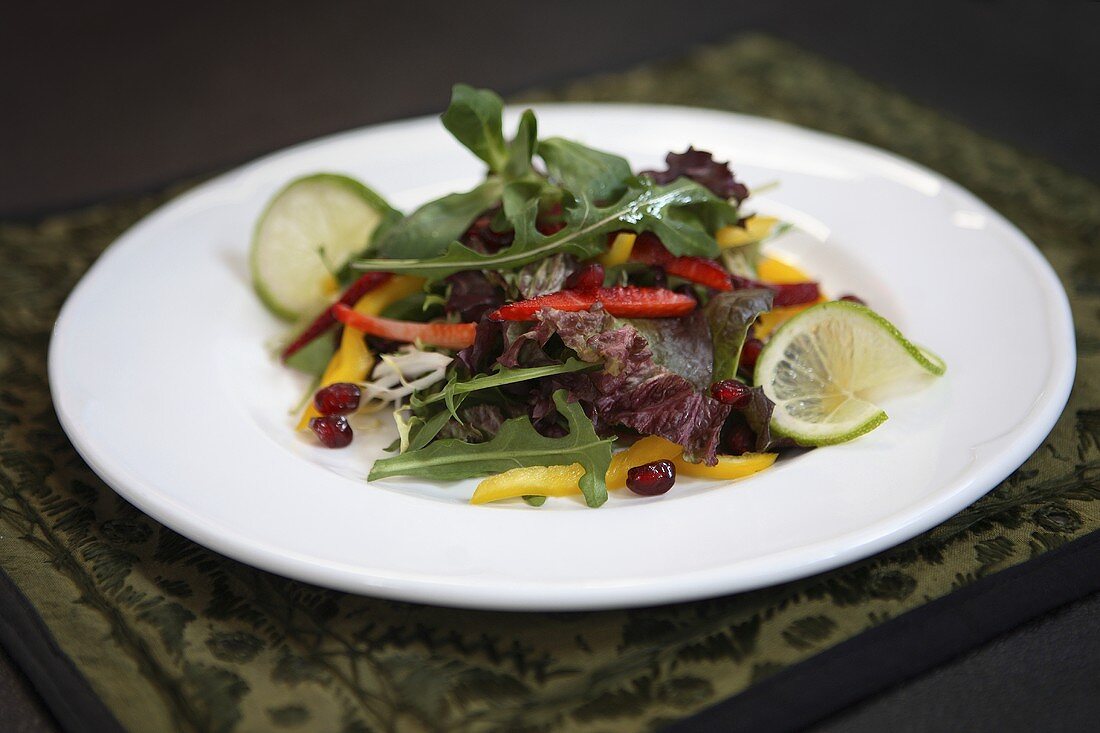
{"left": 2, "top": 34, "right": 1098, "bottom": 733}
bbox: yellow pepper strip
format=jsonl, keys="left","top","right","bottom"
{"left": 470, "top": 465, "right": 586, "bottom": 504}
{"left": 470, "top": 436, "right": 687, "bottom": 504}
{"left": 673, "top": 452, "right": 778, "bottom": 479}
{"left": 297, "top": 276, "right": 426, "bottom": 430}
{"left": 605, "top": 435, "right": 683, "bottom": 489}
{"left": 754, "top": 299, "right": 826, "bottom": 340}
{"left": 715, "top": 215, "right": 778, "bottom": 248}
{"left": 757, "top": 255, "right": 811, "bottom": 284}
{"left": 598, "top": 232, "right": 636, "bottom": 267}
{"left": 752, "top": 257, "right": 825, "bottom": 339}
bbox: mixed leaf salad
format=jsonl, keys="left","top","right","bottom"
{"left": 251, "top": 85, "right": 945, "bottom": 507}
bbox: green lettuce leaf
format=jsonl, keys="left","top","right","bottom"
{"left": 419, "top": 357, "right": 598, "bottom": 417}
{"left": 355, "top": 177, "right": 732, "bottom": 281}
{"left": 370, "top": 178, "right": 503, "bottom": 260}
{"left": 283, "top": 332, "right": 336, "bottom": 376}
{"left": 538, "top": 137, "right": 632, "bottom": 201}
{"left": 441, "top": 84, "right": 509, "bottom": 172}
{"left": 369, "top": 390, "right": 613, "bottom": 507}
{"left": 705, "top": 289, "right": 774, "bottom": 382}
{"left": 505, "top": 110, "right": 538, "bottom": 179}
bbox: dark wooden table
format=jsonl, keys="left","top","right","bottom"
{"left": 2, "top": 3, "right": 1098, "bottom": 731}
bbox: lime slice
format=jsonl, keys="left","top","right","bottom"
{"left": 754, "top": 301, "right": 945, "bottom": 446}
{"left": 251, "top": 173, "right": 398, "bottom": 320}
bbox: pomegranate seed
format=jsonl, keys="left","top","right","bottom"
{"left": 564, "top": 263, "right": 605, "bottom": 292}
{"left": 313, "top": 383, "right": 361, "bottom": 416}
{"left": 839, "top": 294, "right": 866, "bottom": 305}
{"left": 310, "top": 415, "right": 353, "bottom": 448}
{"left": 710, "top": 379, "right": 753, "bottom": 408}
{"left": 740, "top": 338, "right": 764, "bottom": 369}
{"left": 726, "top": 424, "right": 756, "bottom": 456}
{"left": 626, "top": 459, "right": 676, "bottom": 496}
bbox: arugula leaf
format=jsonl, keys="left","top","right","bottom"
{"left": 538, "top": 137, "right": 632, "bottom": 201}
{"left": 441, "top": 84, "right": 509, "bottom": 172}
{"left": 371, "top": 178, "right": 504, "bottom": 260}
{"left": 505, "top": 110, "right": 538, "bottom": 179}
{"left": 405, "top": 406, "right": 460, "bottom": 452}
{"left": 370, "top": 390, "right": 613, "bottom": 507}
{"left": 420, "top": 358, "right": 598, "bottom": 416}
{"left": 704, "top": 289, "right": 774, "bottom": 381}
{"left": 283, "top": 332, "right": 336, "bottom": 376}
{"left": 523, "top": 495, "right": 547, "bottom": 507}
{"left": 355, "top": 177, "right": 730, "bottom": 281}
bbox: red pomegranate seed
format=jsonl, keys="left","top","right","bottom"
{"left": 313, "top": 383, "right": 361, "bottom": 416}
{"left": 710, "top": 379, "right": 753, "bottom": 408}
{"left": 739, "top": 338, "right": 764, "bottom": 370}
{"left": 726, "top": 424, "right": 756, "bottom": 456}
{"left": 309, "top": 415, "right": 353, "bottom": 448}
{"left": 839, "top": 294, "right": 866, "bottom": 305}
{"left": 564, "top": 263, "right": 605, "bottom": 292}
{"left": 626, "top": 459, "right": 676, "bottom": 496}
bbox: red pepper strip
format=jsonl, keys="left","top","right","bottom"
{"left": 332, "top": 303, "right": 476, "bottom": 350}
{"left": 490, "top": 286, "right": 695, "bottom": 321}
{"left": 598, "top": 286, "right": 697, "bottom": 317}
{"left": 630, "top": 232, "right": 732, "bottom": 291}
{"left": 489, "top": 290, "right": 598, "bottom": 321}
{"left": 729, "top": 274, "right": 820, "bottom": 306}
{"left": 281, "top": 272, "right": 393, "bottom": 360}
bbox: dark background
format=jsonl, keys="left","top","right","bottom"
{"left": 2, "top": 2, "right": 1098, "bottom": 731}
{"left": 2, "top": 2, "right": 1098, "bottom": 217}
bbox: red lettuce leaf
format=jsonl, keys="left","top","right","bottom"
{"left": 534, "top": 306, "right": 730, "bottom": 464}
{"left": 641, "top": 147, "right": 750, "bottom": 203}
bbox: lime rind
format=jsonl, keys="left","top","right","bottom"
{"left": 754, "top": 301, "right": 944, "bottom": 447}
{"left": 250, "top": 173, "right": 401, "bottom": 321}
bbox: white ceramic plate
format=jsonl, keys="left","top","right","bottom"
{"left": 49, "top": 105, "right": 1075, "bottom": 610}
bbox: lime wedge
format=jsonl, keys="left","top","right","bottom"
{"left": 251, "top": 173, "right": 398, "bottom": 320}
{"left": 754, "top": 301, "right": 945, "bottom": 446}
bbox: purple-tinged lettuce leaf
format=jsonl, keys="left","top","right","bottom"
{"left": 625, "top": 310, "right": 713, "bottom": 390}
{"left": 535, "top": 306, "right": 730, "bottom": 464}
{"left": 705, "top": 289, "right": 773, "bottom": 382}
{"left": 444, "top": 271, "right": 505, "bottom": 322}
{"left": 641, "top": 147, "right": 750, "bottom": 203}
{"left": 742, "top": 385, "right": 798, "bottom": 452}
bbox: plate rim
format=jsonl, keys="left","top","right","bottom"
{"left": 48, "top": 102, "right": 1077, "bottom": 610}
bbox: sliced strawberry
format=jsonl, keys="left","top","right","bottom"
{"left": 332, "top": 304, "right": 476, "bottom": 350}
{"left": 281, "top": 272, "right": 392, "bottom": 360}
{"left": 630, "top": 232, "right": 732, "bottom": 290}
{"left": 596, "top": 286, "right": 696, "bottom": 317}
{"left": 489, "top": 290, "right": 598, "bottom": 321}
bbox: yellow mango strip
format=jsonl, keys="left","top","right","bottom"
{"left": 597, "top": 232, "right": 637, "bottom": 267}
{"left": 716, "top": 215, "right": 778, "bottom": 248}
{"left": 297, "top": 276, "right": 426, "bottom": 429}
{"left": 470, "top": 465, "right": 586, "bottom": 505}
{"left": 673, "top": 452, "right": 778, "bottom": 480}
{"left": 470, "top": 435, "right": 686, "bottom": 504}
{"left": 604, "top": 435, "right": 683, "bottom": 489}
{"left": 757, "top": 255, "right": 812, "bottom": 284}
